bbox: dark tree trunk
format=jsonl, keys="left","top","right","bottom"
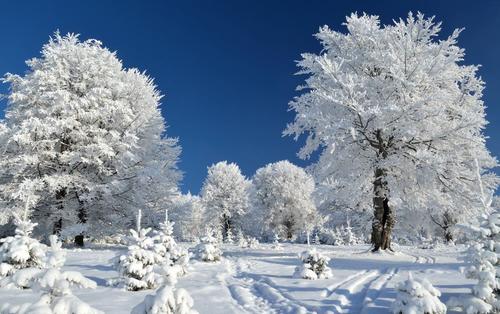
{"left": 222, "top": 214, "right": 232, "bottom": 241}
{"left": 74, "top": 192, "right": 87, "bottom": 247}
{"left": 283, "top": 219, "right": 294, "bottom": 240}
{"left": 53, "top": 217, "right": 63, "bottom": 235}
{"left": 53, "top": 188, "right": 67, "bottom": 235}
{"left": 371, "top": 168, "right": 395, "bottom": 251}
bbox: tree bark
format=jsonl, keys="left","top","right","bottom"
{"left": 371, "top": 168, "right": 395, "bottom": 251}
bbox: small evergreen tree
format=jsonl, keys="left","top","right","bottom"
{"left": 293, "top": 248, "right": 332, "bottom": 280}
{"left": 393, "top": 273, "right": 446, "bottom": 314}
{"left": 193, "top": 228, "right": 222, "bottom": 262}
{"left": 111, "top": 210, "right": 165, "bottom": 291}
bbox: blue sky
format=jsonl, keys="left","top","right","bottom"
{"left": 0, "top": 1, "right": 498, "bottom": 193}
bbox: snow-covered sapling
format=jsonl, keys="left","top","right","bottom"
{"left": 293, "top": 248, "right": 332, "bottom": 280}
{"left": 131, "top": 285, "right": 198, "bottom": 314}
{"left": 225, "top": 228, "right": 234, "bottom": 244}
{"left": 1, "top": 235, "right": 101, "bottom": 313}
{"left": 193, "top": 229, "right": 222, "bottom": 262}
{"left": 154, "top": 210, "right": 190, "bottom": 277}
{"left": 447, "top": 160, "right": 500, "bottom": 313}
{"left": 236, "top": 229, "right": 247, "bottom": 248}
{"left": 112, "top": 210, "right": 165, "bottom": 291}
{"left": 393, "top": 273, "right": 446, "bottom": 314}
{"left": 0, "top": 215, "right": 46, "bottom": 281}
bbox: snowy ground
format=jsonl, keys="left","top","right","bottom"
{"left": 0, "top": 243, "right": 473, "bottom": 313}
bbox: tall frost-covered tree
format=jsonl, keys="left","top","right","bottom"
{"left": 0, "top": 33, "right": 181, "bottom": 245}
{"left": 251, "top": 161, "right": 317, "bottom": 240}
{"left": 200, "top": 161, "right": 250, "bottom": 239}
{"left": 285, "top": 13, "right": 498, "bottom": 251}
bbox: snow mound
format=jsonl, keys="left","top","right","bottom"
{"left": 132, "top": 285, "right": 198, "bottom": 314}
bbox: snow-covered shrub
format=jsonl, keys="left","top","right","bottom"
{"left": 1, "top": 235, "right": 101, "bottom": 313}
{"left": 393, "top": 273, "right": 446, "bottom": 314}
{"left": 313, "top": 232, "right": 321, "bottom": 245}
{"left": 293, "top": 248, "right": 332, "bottom": 280}
{"left": 131, "top": 285, "right": 198, "bottom": 314}
{"left": 153, "top": 211, "right": 190, "bottom": 276}
{"left": 111, "top": 212, "right": 165, "bottom": 291}
{"left": 271, "top": 233, "right": 283, "bottom": 250}
{"left": 0, "top": 216, "right": 46, "bottom": 281}
{"left": 193, "top": 229, "right": 222, "bottom": 262}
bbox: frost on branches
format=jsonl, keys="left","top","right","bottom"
{"left": 200, "top": 161, "right": 250, "bottom": 240}
{"left": 193, "top": 229, "right": 222, "bottom": 262}
{"left": 132, "top": 285, "right": 198, "bottom": 314}
{"left": 250, "top": 161, "right": 317, "bottom": 240}
{"left": 0, "top": 32, "right": 181, "bottom": 245}
{"left": 1, "top": 235, "right": 101, "bottom": 314}
{"left": 153, "top": 210, "right": 190, "bottom": 276}
{"left": 0, "top": 215, "right": 46, "bottom": 282}
{"left": 169, "top": 193, "right": 205, "bottom": 242}
{"left": 392, "top": 273, "right": 446, "bottom": 314}
{"left": 293, "top": 248, "right": 332, "bottom": 280}
{"left": 284, "top": 12, "right": 498, "bottom": 251}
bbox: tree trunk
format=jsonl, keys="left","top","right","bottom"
{"left": 53, "top": 188, "right": 67, "bottom": 235}
{"left": 222, "top": 214, "right": 231, "bottom": 241}
{"left": 74, "top": 192, "right": 87, "bottom": 247}
{"left": 371, "top": 168, "right": 395, "bottom": 251}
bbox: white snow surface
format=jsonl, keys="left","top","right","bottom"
{"left": 0, "top": 243, "right": 474, "bottom": 313}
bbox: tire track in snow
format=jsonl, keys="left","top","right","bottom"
{"left": 321, "top": 270, "right": 370, "bottom": 298}
{"left": 325, "top": 270, "right": 380, "bottom": 313}
{"left": 360, "top": 267, "right": 399, "bottom": 314}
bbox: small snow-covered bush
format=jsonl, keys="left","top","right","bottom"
{"left": 193, "top": 229, "right": 222, "bottom": 262}
{"left": 393, "top": 273, "right": 446, "bottom": 314}
{"left": 131, "top": 285, "right": 198, "bottom": 314}
{"left": 271, "top": 233, "right": 283, "bottom": 250}
{"left": 0, "top": 235, "right": 101, "bottom": 314}
{"left": 293, "top": 248, "right": 332, "bottom": 280}
{"left": 0, "top": 216, "right": 46, "bottom": 280}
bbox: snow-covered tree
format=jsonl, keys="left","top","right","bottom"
{"left": 447, "top": 158, "right": 499, "bottom": 313}
{"left": 170, "top": 193, "right": 205, "bottom": 242}
{"left": 193, "top": 228, "right": 222, "bottom": 262}
{"left": 200, "top": 161, "right": 250, "bottom": 239}
{"left": 393, "top": 273, "right": 446, "bottom": 314}
{"left": 0, "top": 215, "right": 46, "bottom": 281}
{"left": 131, "top": 285, "right": 198, "bottom": 314}
{"left": 449, "top": 213, "right": 500, "bottom": 312}
{"left": 111, "top": 210, "right": 165, "bottom": 291}
{"left": 251, "top": 161, "right": 317, "bottom": 240}
{"left": 153, "top": 210, "right": 190, "bottom": 276}
{"left": 284, "top": 12, "right": 498, "bottom": 251}
{"left": 293, "top": 248, "right": 332, "bottom": 280}
{"left": 0, "top": 32, "right": 181, "bottom": 245}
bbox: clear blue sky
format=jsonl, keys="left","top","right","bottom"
{"left": 0, "top": 1, "right": 498, "bottom": 194}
